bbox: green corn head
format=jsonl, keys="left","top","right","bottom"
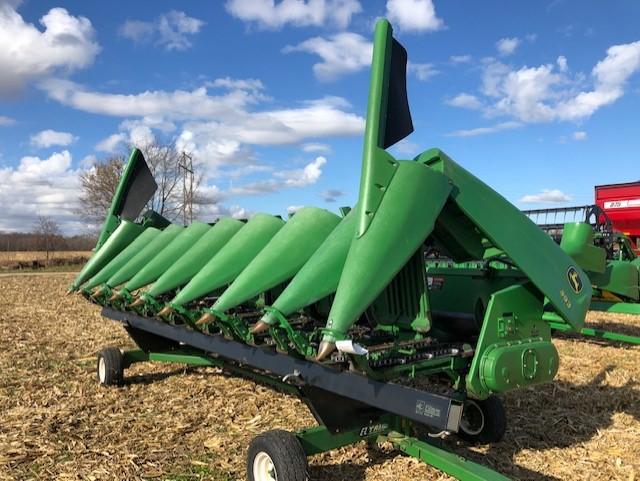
{"left": 76, "top": 18, "right": 594, "bottom": 403}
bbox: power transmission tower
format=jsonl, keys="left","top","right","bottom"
{"left": 178, "top": 152, "right": 194, "bottom": 225}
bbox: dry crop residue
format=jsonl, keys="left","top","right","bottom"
{"left": 1, "top": 273, "right": 639, "bottom": 480}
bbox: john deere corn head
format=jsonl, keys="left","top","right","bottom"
{"left": 71, "top": 19, "right": 594, "bottom": 481}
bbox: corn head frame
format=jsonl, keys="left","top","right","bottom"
{"left": 70, "top": 19, "right": 597, "bottom": 481}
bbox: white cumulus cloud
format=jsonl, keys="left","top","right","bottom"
{"left": 119, "top": 11, "right": 204, "bottom": 51}
{"left": 520, "top": 189, "right": 572, "bottom": 204}
{"left": 446, "top": 93, "right": 482, "bottom": 109}
{"left": 462, "top": 40, "right": 640, "bottom": 124}
{"left": 42, "top": 77, "right": 363, "bottom": 175}
{"left": 385, "top": 0, "right": 444, "bottom": 33}
{"left": 557, "top": 55, "right": 568, "bottom": 72}
{"left": 0, "top": 3, "right": 99, "bottom": 97}
{"left": 95, "top": 133, "right": 127, "bottom": 153}
{"left": 408, "top": 62, "right": 439, "bottom": 81}
{"left": 30, "top": 129, "right": 76, "bottom": 148}
{"left": 225, "top": 0, "right": 362, "bottom": 29}
{"left": 40, "top": 75, "right": 365, "bottom": 212}
{"left": 302, "top": 142, "right": 332, "bottom": 153}
{"left": 228, "top": 156, "right": 327, "bottom": 196}
{"left": 0, "top": 150, "right": 86, "bottom": 233}
{"left": 446, "top": 121, "right": 522, "bottom": 138}
{"left": 450, "top": 54, "right": 472, "bottom": 64}
{"left": 283, "top": 32, "right": 372, "bottom": 81}
{"left": 0, "top": 115, "right": 16, "bottom": 126}
{"left": 496, "top": 37, "right": 520, "bottom": 56}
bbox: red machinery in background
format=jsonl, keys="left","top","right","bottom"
{"left": 596, "top": 181, "right": 640, "bottom": 252}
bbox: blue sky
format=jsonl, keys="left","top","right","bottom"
{"left": 1, "top": 0, "right": 640, "bottom": 234}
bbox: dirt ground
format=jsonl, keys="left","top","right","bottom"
{"left": 1, "top": 273, "right": 639, "bottom": 481}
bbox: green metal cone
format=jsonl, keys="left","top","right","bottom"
{"left": 213, "top": 207, "right": 341, "bottom": 313}
{"left": 170, "top": 214, "right": 285, "bottom": 308}
{"left": 122, "top": 221, "right": 210, "bottom": 292}
{"left": 323, "top": 162, "right": 452, "bottom": 343}
{"left": 70, "top": 220, "right": 143, "bottom": 291}
{"left": 260, "top": 209, "right": 357, "bottom": 326}
{"left": 82, "top": 227, "right": 161, "bottom": 291}
{"left": 147, "top": 217, "right": 244, "bottom": 298}
{"left": 104, "top": 224, "right": 183, "bottom": 288}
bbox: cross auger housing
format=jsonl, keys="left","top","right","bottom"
{"left": 74, "top": 19, "right": 593, "bottom": 481}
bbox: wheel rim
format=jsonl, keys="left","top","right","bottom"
{"left": 459, "top": 399, "right": 485, "bottom": 436}
{"left": 98, "top": 357, "right": 106, "bottom": 383}
{"left": 253, "top": 451, "right": 277, "bottom": 481}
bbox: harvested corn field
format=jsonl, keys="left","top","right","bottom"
{"left": 1, "top": 273, "right": 639, "bottom": 481}
{"left": 0, "top": 252, "right": 91, "bottom": 262}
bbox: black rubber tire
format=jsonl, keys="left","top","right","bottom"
{"left": 97, "top": 347, "right": 124, "bottom": 386}
{"left": 247, "top": 430, "right": 308, "bottom": 481}
{"left": 457, "top": 395, "right": 506, "bottom": 444}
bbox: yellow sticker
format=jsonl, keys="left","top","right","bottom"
{"left": 567, "top": 267, "right": 583, "bottom": 294}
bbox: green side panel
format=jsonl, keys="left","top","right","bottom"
{"left": 264, "top": 210, "right": 357, "bottom": 323}
{"left": 213, "top": 207, "right": 341, "bottom": 312}
{"left": 105, "top": 224, "right": 183, "bottom": 288}
{"left": 170, "top": 214, "right": 285, "bottom": 307}
{"left": 324, "top": 162, "right": 452, "bottom": 342}
{"left": 559, "top": 222, "right": 606, "bottom": 274}
{"left": 70, "top": 220, "right": 143, "bottom": 291}
{"left": 123, "top": 221, "right": 210, "bottom": 292}
{"left": 466, "top": 284, "right": 557, "bottom": 399}
{"left": 147, "top": 218, "right": 245, "bottom": 297}
{"left": 82, "top": 227, "right": 161, "bottom": 291}
{"left": 420, "top": 149, "right": 591, "bottom": 331}
{"left": 591, "top": 260, "right": 640, "bottom": 301}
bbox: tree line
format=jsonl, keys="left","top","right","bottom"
{"left": 0, "top": 219, "right": 96, "bottom": 253}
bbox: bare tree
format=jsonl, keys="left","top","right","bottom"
{"left": 78, "top": 155, "right": 125, "bottom": 226}
{"left": 33, "top": 216, "right": 62, "bottom": 263}
{"left": 143, "top": 143, "right": 184, "bottom": 220}
{"left": 77, "top": 142, "right": 206, "bottom": 228}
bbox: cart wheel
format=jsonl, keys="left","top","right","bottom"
{"left": 97, "top": 347, "right": 124, "bottom": 386}
{"left": 457, "top": 395, "right": 506, "bottom": 444}
{"left": 247, "top": 430, "right": 308, "bottom": 481}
